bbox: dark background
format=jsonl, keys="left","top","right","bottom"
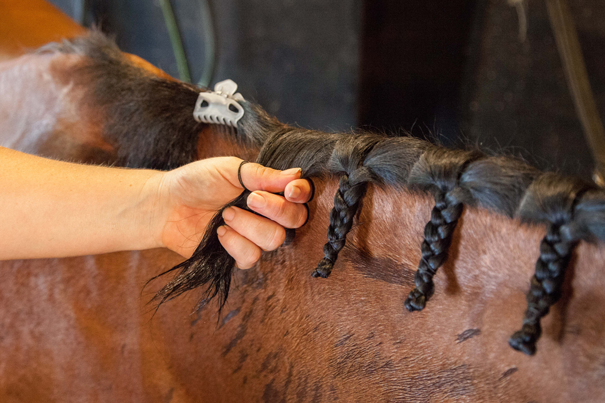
{"left": 49, "top": 0, "right": 605, "bottom": 180}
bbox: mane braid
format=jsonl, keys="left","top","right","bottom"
{"left": 509, "top": 174, "right": 594, "bottom": 355}
{"left": 313, "top": 136, "right": 382, "bottom": 278}
{"left": 405, "top": 149, "right": 484, "bottom": 311}
{"left": 99, "top": 70, "right": 605, "bottom": 356}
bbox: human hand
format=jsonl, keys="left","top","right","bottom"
{"left": 153, "top": 157, "right": 312, "bottom": 267}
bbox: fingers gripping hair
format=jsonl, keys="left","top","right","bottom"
{"left": 509, "top": 174, "right": 592, "bottom": 355}
{"left": 312, "top": 137, "right": 381, "bottom": 278}
{"left": 405, "top": 148, "right": 484, "bottom": 312}
{"left": 150, "top": 191, "right": 251, "bottom": 313}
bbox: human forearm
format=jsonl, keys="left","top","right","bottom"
{"left": 0, "top": 147, "right": 311, "bottom": 263}
{"left": 0, "top": 147, "right": 164, "bottom": 259}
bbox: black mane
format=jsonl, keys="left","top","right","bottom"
{"left": 156, "top": 106, "right": 605, "bottom": 355}
{"left": 41, "top": 31, "right": 271, "bottom": 170}
{"left": 47, "top": 34, "right": 605, "bottom": 356}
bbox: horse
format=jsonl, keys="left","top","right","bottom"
{"left": 1, "top": 28, "right": 605, "bottom": 403}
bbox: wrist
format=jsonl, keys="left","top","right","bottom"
{"left": 130, "top": 170, "right": 170, "bottom": 251}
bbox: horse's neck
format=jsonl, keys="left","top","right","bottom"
{"left": 253, "top": 178, "right": 605, "bottom": 401}
{"left": 0, "top": 51, "right": 259, "bottom": 164}
{"left": 0, "top": 52, "right": 115, "bottom": 163}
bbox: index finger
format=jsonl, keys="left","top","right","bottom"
{"left": 240, "top": 162, "right": 302, "bottom": 193}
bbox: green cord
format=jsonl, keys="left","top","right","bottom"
{"left": 159, "top": 0, "right": 192, "bottom": 83}
{"left": 196, "top": 0, "right": 216, "bottom": 88}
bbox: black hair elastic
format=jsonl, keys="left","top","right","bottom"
{"left": 238, "top": 160, "right": 250, "bottom": 191}
{"left": 305, "top": 178, "right": 315, "bottom": 203}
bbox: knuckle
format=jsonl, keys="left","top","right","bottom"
{"left": 265, "top": 225, "right": 286, "bottom": 250}
{"left": 239, "top": 247, "right": 262, "bottom": 269}
{"left": 273, "top": 198, "right": 289, "bottom": 219}
{"left": 252, "top": 164, "right": 267, "bottom": 178}
{"left": 220, "top": 229, "right": 236, "bottom": 248}
{"left": 261, "top": 165, "right": 276, "bottom": 177}
{"left": 228, "top": 156, "right": 241, "bottom": 165}
{"left": 294, "top": 206, "right": 308, "bottom": 228}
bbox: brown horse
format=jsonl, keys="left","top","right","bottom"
{"left": 1, "top": 19, "right": 605, "bottom": 403}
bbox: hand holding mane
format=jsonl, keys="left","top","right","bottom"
{"left": 0, "top": 147, "right": 311, "bottom": 267}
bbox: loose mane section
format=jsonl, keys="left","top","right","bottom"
{"left": 39, "top": 32, "right": 274, "bottom": 170}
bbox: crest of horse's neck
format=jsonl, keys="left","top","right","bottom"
{"left": 196, "top": 126, "right": 261, "bottom": 162}
{"left": 254, "top": 178, "right": 605, "bottom": 401}
{"left": 0, "top": 52, "right": 112, "bottom": 162}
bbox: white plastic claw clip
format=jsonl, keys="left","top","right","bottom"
{"left": 193, "top": 79, "right": 245, "bottom": 127}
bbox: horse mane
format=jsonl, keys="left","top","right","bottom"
{"left": 37, "top": 31, "right": 273, "bottom": 170}
{"left": 40, "top": 33, "right": 605, "bottom": 356}
{"left": 153, "top": 106, "right": 605, "bottom": 356}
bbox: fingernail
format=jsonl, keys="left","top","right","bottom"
{"left": 217, "top": 226, "right": 227, "bottom": 237}
{"left": 247, "top": 192, "right": 266, "bottom": 209}
{"left": 280, "top": 167, "right": 301, "bottom": 176}
{"left": 222, "top": 208, "right": 235, "bottom": 221}
{"left": 288, "top": 185, "right": 301, "bottom": 199}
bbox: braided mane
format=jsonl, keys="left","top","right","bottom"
{"left": 39, "top": 32, "right": 604, "bottom": 357}
{"left": 153, "top": 103, "right": 605, "bottom": 356}
{"left": 41, "top": 32, "right": 605, "bottom": 356}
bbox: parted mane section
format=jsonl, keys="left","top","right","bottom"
{"left": 38, "top": 32, "right": 273, "bottom": 170}
{"left": 121, "top": 95, "right": 605, "bottom": 356}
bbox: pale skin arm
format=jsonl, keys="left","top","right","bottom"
{"left": 0, "top": 146, "right": 312, "bottom": 267}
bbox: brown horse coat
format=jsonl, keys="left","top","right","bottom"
{"left": 1, "top": 32, "right": 604, "bottom": 403}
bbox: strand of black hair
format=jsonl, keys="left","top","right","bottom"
{"left": 312, "top": 173, "right": 367, "bottom": 278}
{"left": 148, "top": 190, "right": 251, "bottom": 313}
{"left": 405, "top": 189, "right": 464, "bottom": 311}
{"left": 312, "top": 137, "right": 381, "bottom": 278}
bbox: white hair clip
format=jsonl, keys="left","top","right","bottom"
{"left": 193, "top": 79, "right": 245, "bottom": 127}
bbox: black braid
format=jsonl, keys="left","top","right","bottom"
{"left": 312, "top": 172, "right": 368, "bottom": 278}
{"left": 405, "top": 189, "right": 464, "bottom": 311}
{"left": 508, "top": 223, "right": 575, "bottom": 355}
{"left": 405, "top": 149, "right": 484, "bottom": 311}
{"left": 312, "top": 136, "right": 381, "bottom": 278}
{"left": 509, "top": 174, "right": 592, "bottom": 355}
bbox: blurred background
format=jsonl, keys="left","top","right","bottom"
{"left": 49, "top": 0, "right": 605, "bottom": 180}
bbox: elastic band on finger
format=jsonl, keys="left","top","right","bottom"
{"left": 238, "top": 160, "right": 250, "bottom": 191}
{"left": 302, "top": 203, "right": 310, "bottom": 226}
{"left": 306, "top": 178, "right": 315, "bottom": 203}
